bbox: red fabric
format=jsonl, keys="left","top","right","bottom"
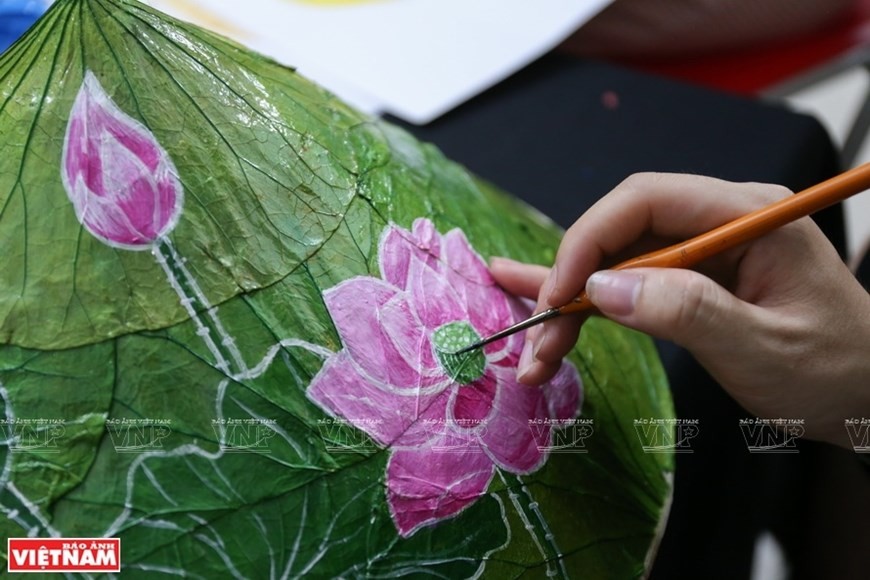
{"left": 622, "top": 0, "right": 870, "bottom": 95}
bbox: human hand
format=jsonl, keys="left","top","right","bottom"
{"left": 491, "top": 173, "right": 870, "bottom": 448}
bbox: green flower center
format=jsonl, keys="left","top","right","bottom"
{"left": 432, "top": 321, "right": 486, "bottom": 385}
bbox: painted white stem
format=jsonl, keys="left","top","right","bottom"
{"left": 518, "top": 474, "right": 568, "bottom": 579}
{"left": 152, "top": 238, "right": 245, "bottom": 376}
{"left": 498, "top": 470, "right": 568, "bottom": 579}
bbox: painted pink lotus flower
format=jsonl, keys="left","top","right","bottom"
{"left": 61, "top": 71, "right": 183, "bottom": 249}
{"left": 308, "top": 218, "right": 582, "bottom": 537}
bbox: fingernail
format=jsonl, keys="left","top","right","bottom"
{"left": 532, "top": 324, "right": 548, "bottom": 359}
{"left": 539, "top": 264, "right": 559, "bottom": 304}
{"left": 517, "top": 340, "right": 535, "bottom": 382}
{"left": 525, "top": 323, "right": 540, "bottom": 346}
{"left": 489, "top": 256, "right": 519, "bottom": 268}
{"left": 586, "top": 270, "right": 642, "bottom": 315}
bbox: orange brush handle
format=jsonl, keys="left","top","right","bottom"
{"left": 560, "top": 163, "right": 870, "bottom": 315}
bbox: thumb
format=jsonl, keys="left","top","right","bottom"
{"left": 585, "top": 268, "right": 753, "bottom": 355}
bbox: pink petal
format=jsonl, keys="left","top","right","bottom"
{"left": 442, "top": 230, "right": 512, "bottom": 337}
{"left": 65, "top": 88, "right": 105, "bottom": 195}
{"left": 480, "top": 367, "right": 549, "bottom": 473}
{"left": 386, "top": 435, "right": 495, "bottom": 537}
{"left": 102, "top": 107, "right": 162, "bottom": 173}
{"left": 411, "top": 218, "right": 441, "bottom": 257}
{"left": 99, "top": 136, "right": 161, "bottom": 242}
{"left": 449, "top": 372, "right": 497, "bottom": 427}
{"left": 307, "top": 353, "right": 450, "bottom": 448}
{"left": 488, "top": 296, "right": 534, "bottom": 366}
{"left": 325, "top": 276, "right": 427, "bottom": 388}
{"left": 463, "top": 282, "right": 511, "bottom": 339}
{"left": 408, "top": 255, "right": 466, "bottom": 330}
{"left": 543, "top": 361, "right": 582, "bottom": 421}
{"left": 379, "top": 220, "right": 441, "bottom": 290}
{"left": 442, "top": 229, "right": 491, "bottom": 285}
{"left": 78, "top": 186, "right": 151, "bottom": 245}
{"left": 379, "top": 294, "right": 439, "bottom": 376}
{"left": 379, "top": 226, "right": 414, "bottom": 289}
{"left": 64, "top": 117, "right": 88, "bottom": 189}
{"left": 155, "top": 175, "right": 181, "bottom": 237}
{"left": 106, "top": 161, "right": 179, "bottom": 242}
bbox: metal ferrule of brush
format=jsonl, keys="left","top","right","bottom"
{"left": 453, "top": 307, "right": 561, "bottom": 355}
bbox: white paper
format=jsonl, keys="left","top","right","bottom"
{"left": 146, "top": 0, "right": 612, "bottom": 124}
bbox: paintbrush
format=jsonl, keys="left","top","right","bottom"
{"left": 452, "top": 163, "right": 870, "bottom": 356}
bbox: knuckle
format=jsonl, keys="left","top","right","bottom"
{"left": 619, "top": 172, "right": 666, "bottom": 193}
{"left": 672, "top": 275, "right": 719, "bottom": 339}
{"left": 744, "top": 182, "right": 793, "bottom": 206}
{"left": 534, "top": 324, "right": 578, "bottom": 364}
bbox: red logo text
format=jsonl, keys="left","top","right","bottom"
{"left": 7, "top": 538, "right": 120, "bottom": 573}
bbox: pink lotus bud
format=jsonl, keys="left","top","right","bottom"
{"left": 61, "top": 71, "right": 183, "bottom": 249}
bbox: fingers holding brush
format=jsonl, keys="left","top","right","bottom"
{"left": 488, "top": 258, "right": 549, "bottom": 300}
{"left": 541, "top": 172, "right": 791, "bottom": 308}
{"left": 490, "top": 170, "right": 870, "bottom": 448}
{"left": 489, "top": 258, "right": 583, "bottom": 384}
{"left": 488, "top": 257, "right": 585, "bottom": 384}
{"left": 492, "top": 173, "right": 784, "bottom": 386}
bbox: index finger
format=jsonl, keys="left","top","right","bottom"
{"left": 541, "top": 172, "right": 791, "bottom": 307}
